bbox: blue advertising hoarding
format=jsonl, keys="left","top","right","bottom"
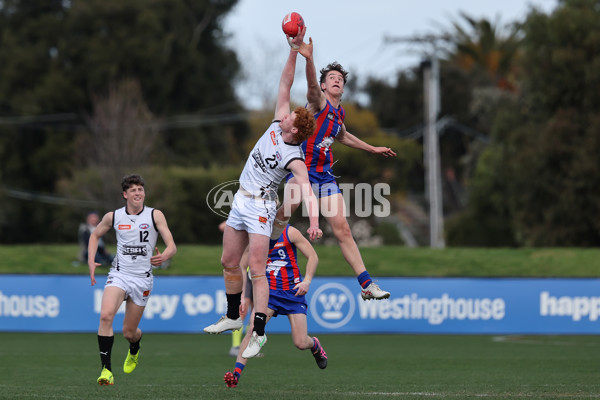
{"left": 0, "top": 275, "right": 599, "bottom": 334}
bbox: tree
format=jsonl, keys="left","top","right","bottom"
{"left": 443, "top": 12, "right": 523, "bottom": 91}
{"left": 451, "top": 0, "right": 600, "bottom": 246}
{"left": 82, "top": 79, "right": 159, "bottom": 210}
{"left": 0, "top": 0, "right": 247, "bottom": 243}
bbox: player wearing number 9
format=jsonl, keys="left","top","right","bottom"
{"left": 224, "top": 224, "right": 327, "bottom": 388}
{"left": 88, "top": 174, "right": 177, "bottom": 386}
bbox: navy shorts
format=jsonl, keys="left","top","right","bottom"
{"left": 286, "top": 170, "right": 341, "bottom": 198}
{"left": 268, "top": 289, "right": 308, "bottom": 317}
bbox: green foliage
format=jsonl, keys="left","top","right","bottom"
{"left": 54, "top": 164, "right": 241, "bottom": 244}
{"left": 0, "top": 0, "right": 247, "bottom": 243}
{"left": 145, "top": 165, "right": 241, "bottom": 244}
{"left": 450, "top": 1, "right": 600, "bottom": 246}
{"left": 444, "top": 11, "right": 523, "bottom": 90}
{"left": 372, "top": 222, "right": 404, "bottom": 245}
{"left": 364, "top": 69, "right": 423, "bottom": 131}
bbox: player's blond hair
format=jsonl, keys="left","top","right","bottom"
{"left": 292, "top": 107, "right": 316, "bottom": 143}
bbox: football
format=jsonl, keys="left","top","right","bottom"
{"left": 282, "top": 12, "right": 304, "bottom": 38}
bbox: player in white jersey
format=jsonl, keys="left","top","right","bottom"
{"left": 88, "top": 174, "right": 177, "bottom": 386}
{"left": 204, "top": 26, "right": 322, "bottom": 359}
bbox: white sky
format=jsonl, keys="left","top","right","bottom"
{"left": 223, "top": 0, "right": 558, "bottom": 109}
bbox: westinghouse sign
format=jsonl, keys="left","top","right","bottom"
{"left": 1, "top": 275, "right": 600, "bottom": 334}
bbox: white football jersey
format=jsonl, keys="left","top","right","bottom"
{"left": 238, "top": 121, "right": 304, "bottom": 198}
{"left": 111, "top": 206, "right": 159, "bottom": 277}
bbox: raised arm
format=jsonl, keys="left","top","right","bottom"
{"left": 274, "top": 27, "right": 308, "bottom": 121}
{"left": 297, "top": 37, "right": 325, "bottom": 114}
{"left": 336, "top": 124, "right": 397, "bottom": 157}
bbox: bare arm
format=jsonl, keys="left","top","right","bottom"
{"left": 151, "top": 209, "right": 177, "bottom": 267}
{"left": 274, "top": 27, "right": 308, "bottom": 121}
{"left": 287, "top": 159, "right": 322, "bottom": 240}
{"left": 288, "top": 226, "right": 318, "bottom": 296}
{"left": 297, "top": 37, "right": 326, "bottom": 115}
{"left": 88, "top": 212, "right": 113, "bottom": 286}
{"left": 336, "top": 124, "right": 397, "bottom": 157}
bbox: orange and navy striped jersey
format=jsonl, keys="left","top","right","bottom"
{"left": 266, "top": 225, "right": 302, "bottom": 291}
{"left": 302, "top": 100, "right": 345, "bottom": 173}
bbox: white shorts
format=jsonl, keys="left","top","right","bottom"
{"left": 226, "top": 192, "right": 276, "bottom": 236}
{"left": 105, "top": 269, "right": 153, "bottom": 307}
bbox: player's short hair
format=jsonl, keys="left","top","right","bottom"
{"left": 319, "top": 62, "right": 349, "bottom": 85}
{"left": 292, "top": 107, "right": 316, "bottom": 143}
{"left": 121, "top": 174, "right": 145, "bottom": 192}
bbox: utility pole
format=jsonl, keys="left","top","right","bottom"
{"left": 385, "top": 34, "right": 447, "bottom": 248}
{"left": 421, "top": 58, "right": 444, "bottom": 248}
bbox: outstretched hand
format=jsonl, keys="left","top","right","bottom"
{"left": 298, "top": 37, "right": 313, "bottom": 59}
{"left": 372, "top": 146, "right": 397, "bottom": 157}
{"left": 287, "top": 25, "right": 307, "bottom": 50}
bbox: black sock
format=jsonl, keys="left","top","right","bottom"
{"left": 253, "top": 312, "right": 267, "bottom": 336}
{"left": 129, "top": 334, "right": 142, "bottom": 355}
{"left": 98, "top": 335, "right": 114, "bottom": 371}
{"left": 226, "top": 292, "right": 242, "bottom": 320}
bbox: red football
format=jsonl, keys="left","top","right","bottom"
{"left": 282, "top": 12, "right": 304, "bottom": 38}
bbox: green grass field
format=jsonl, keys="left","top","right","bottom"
{"left": 2, "top": 244, "right": 600, "bottom": 277}
{"left": 2, "top": 245, "right": 599, "bottom": 399}
{"left": 1, "top": 332, "right": 599, "bottom": 399}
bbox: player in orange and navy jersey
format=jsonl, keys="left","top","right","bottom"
{"left": 223, "top": 224, "right": 327, "bottom": 388}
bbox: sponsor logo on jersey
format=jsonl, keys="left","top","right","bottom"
{"left": 251, "top": 149, "right": 267, "bottom": 172}
{"left": 270, "top": 130, "right": 277, "bottom": 145}
{"left": 124, "top": 245, "right": 148, "bottom": 260}
{"left": 142, "top": 290, "right": 150, "bottom": 297}
{"left": 273, "top": 242, "right": 284, "bottom": 248}
{"left": 316, "top": 137, "right": 335, "bottom": 153}
{"left": 139, "top": 223, "right": 149, "bottom": 229}
{"left": 118, "top": 224, "right": 131, "bottom": 230}
{"left": 258, "top": 216, "right": 267, "bottom": 223}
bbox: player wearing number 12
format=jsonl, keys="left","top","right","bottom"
{"left": 88, "top": 174, "right": 177, "bottom": 386}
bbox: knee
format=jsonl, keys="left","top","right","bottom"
{"left": 293, "top": 337, "right": 309, "bottom": 351}
{"left": 331, "top": 220, "right": 352, "bottom": 239}
{"left": 122, "top": 325, "right": 138, "bottom": 342}
{"left": 221, "top": 259, "right": 239, "bottom": 271}
{"left": 99, "top": 311, "right": 114, "bottom": 326}
{"left": 222, "top": 264, "right": 243, "bottom": 284}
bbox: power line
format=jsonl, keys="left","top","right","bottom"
{"left": 2, "top": 186, "right": 99, "bottom": 207}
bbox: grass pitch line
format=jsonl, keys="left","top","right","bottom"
{"left": 492, "top": 335, "right": 600, "bottom": 347}
{"left": 354, "top": 392, "right": 600, "bottom": 398}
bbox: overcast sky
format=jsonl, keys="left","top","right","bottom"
{"left": 222, "top": 0, "right": 558, "bottom": 108}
